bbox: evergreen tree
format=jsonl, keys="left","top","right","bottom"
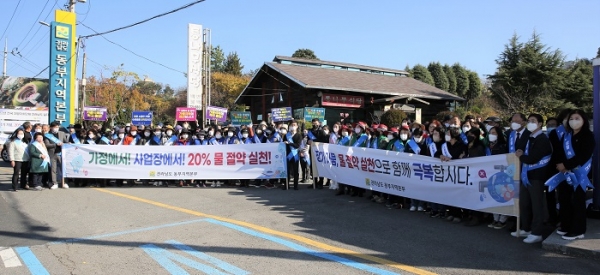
{"left": 411, "top": 64, "right": 435, "bottom": 86}
{"left": 443, "top": 64, "right": 457, "bottom": 94}
{"left": 211, "top": 45, "right": 226, "bottom": 73}
{"left": 292, "top": 49, "right": 319, "bottom": 60}
{"left": 427, "top": 62, "right": 449, "bottom": 91}
{"left": 452, "top": 63, "right": 470, "bottom": 98}
{"left": 223, "top": 52, "right": 244, "bottom": 76}
{"left": 561, "top": 59, "right": 593, "bottom": 113}
{"left": 465, "top": 71, "right": 482, "bottom": 103}
{"left": 404, "top": 65, "right": 413, "bottom": 77}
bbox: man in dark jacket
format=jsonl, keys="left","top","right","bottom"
{"left": 44, "top": 121, "right": 70, "bottom": 189}
{"left": 513, "top": 114, "right": 552, "bottom": 244}
{"left": 306, "top": 118, "right": 328, "bottom": 189}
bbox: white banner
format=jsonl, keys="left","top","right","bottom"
{"left": 0, "top": 108, "right": 48, "bottom": 133}
{"left": 62, "top": 143, "right": 288, "bottom": 180}
{"left": 187, "top": 23, "right": 203, "bottom": 110}
{"left": 312, "top": 143, "right": 520, "bottom": 216}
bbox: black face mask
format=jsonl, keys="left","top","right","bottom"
{"left": 312, "top": 124, "right": 319, "bottom": 129}
{"left": 467, "top": 136, "right": 475, "bottom": 143}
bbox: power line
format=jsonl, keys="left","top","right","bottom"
{"left": 81, "top": 0, "right": 206, "bottom": 39}
{"left": 0, "top": 0, "right": 23, "bottom": 42}
{"left": 79, "top": 22, "right": 186, "bottom": 76}
{"left": 20, "top": 0, "right": 59, "bottom": 54}
{"left": 16, "top": 0, "right": 52, "bottom": 50}
{"left": 7, "top": 57, "right": 38, "bottom": 75}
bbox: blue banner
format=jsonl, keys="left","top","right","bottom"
{"left": 304, "top": 107, "right": 325, "bottom": 122}
{"left": 49, "top": 22, "right": 73, "bottom": 128}
{"left": 230, "top": 111, "right": 252, "bottom": 125}
{"left": 271, "top": 107, "right": 292, "bottom": 122}
{"left": 132, "top": 111, "right": 153, "bottom": 126}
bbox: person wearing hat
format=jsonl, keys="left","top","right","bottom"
{"left": 350, "top": 121, "right": 369, "bottom": 148}
{"left": 385, "top": 127, "right": 400, "bottom": 151}
{"left": 99, "top": 129, "right": 113, "bottom": 145}
{"left": 113, "top": 128, "right": 126, "bottom": 145}
{"left": 162, "top": 125, "right": 178, "bottom": 146}
{"left": 138, "top": 127, "right": 153, "bottom": 146}
{"left": 67, "top": 124, "right": 76, "bottom": 134}
{"left": 196, "top": 130, "right": 209, "bottom": 145}
{"left": 123, "top": 126, "right": 138, "bottom": 146}
{"left": 239, "top": 128, "right": 253, "bottom": 144}
{"left": 149, "top": 126, "right": 164, "bottom": 146}
{"left": 225, "top": 127, "right": 239, "bottom": 144}
{"left": 265, "top": 126, "right": 281, "bottom": 143}
{"left": 253, "top": 123, "right": 267, "bottom": 144}
{"left": 209, "top": 128, "right": 224, "bottom": 145}
{"left": 174, "top": 129, "right": 191, "bottom": 146}
{"left": 370, "top": 124, "right": 388, "bottom": 150}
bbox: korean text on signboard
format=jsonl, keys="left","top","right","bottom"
{"left": 187, "top": 24, "right": 203, "bottom": 110}
{"left": 271, "top": 107, "right": 292, "bottom": 122}
{"left": 304, "top": 107, "right": 325, "bottom": 122}
{"left": 205, "top": 106, "right": 228, "bottom": 122}
{"left": 83, "top": 106, "right": 107, "bottom": 121}
{"left": 176, "top": 107, "right": 197, "bottom": 122}
{"left": 230, "top": 111, "right": 252, "bottom": 125}
{"left": 132, "top": 111, "right": 153, "bottom": 126}
{"left": 49, "top": 22, "right": 73, "bottom": 127}
{"left": 321, "top": 93, "right": 364, "bottom": 108}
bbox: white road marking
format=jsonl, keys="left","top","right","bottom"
{"left": 0, "top": 247, "right": 23, "bottom": 268}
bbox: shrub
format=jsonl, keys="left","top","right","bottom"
{"left": 380, "top": 109, "right": 407, "bottom": 127}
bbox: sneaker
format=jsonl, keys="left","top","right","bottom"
{"left": 562, "top": 234, "right": 584, "bottom": 240}
{"left": 556, "top": 229, "right": 567, "bottom": 236}
{"left": 511, "top": 230, "right": 531, "bottom": 238}
{"left": 417, "top": 206, "right": 424, "bottom": 212}
{"left": 34, "top": 186, "right": 43, "bottom": 191}
{"left": 493, "top": 222, "right": 507, "bottom": 230}
{"left": 488, "top": 222, "right": 497, "bottom": 228}
{"left": 409, "top": 206, "right": 416, "bottom": 212}
{"left": 50, "top": 184, "right": 58, "bottom": 190}
{"left": 523, "top": 234, "right": 543, "bottom": 244}
{"left": 62, "top": 184, "right": 69, "bottom": 189}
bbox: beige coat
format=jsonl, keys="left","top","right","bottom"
{"left": 8, "top": 139, "right": 30, "bottom": 162}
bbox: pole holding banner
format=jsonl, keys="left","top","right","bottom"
{"left": 592, "top": 58, "right": 600, "bottom": 208}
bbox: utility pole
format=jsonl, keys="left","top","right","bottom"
{"left": 2, "top": 38, "right": 7, "bottom": 78}
{"left": 80, "top": 52, "right": 87, "bottom": 122}
{"left": 68, "top": 0, "right": 76, "bottom": 12}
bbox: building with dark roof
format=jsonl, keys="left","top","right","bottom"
{"left": 235, "top": 56, "right": 463, "bottom": 125}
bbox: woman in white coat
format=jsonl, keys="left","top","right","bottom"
{"left": 8, "top": 129, "right": 31, "bottom": 191}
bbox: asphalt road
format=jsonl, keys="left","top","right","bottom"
{"left": 0, "top": 162, "right": 599, "bottom": 275}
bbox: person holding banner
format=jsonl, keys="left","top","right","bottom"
{"left": 282, "top": 121, "right": 302, "bottom": 190}
{"left": 440, "top": 128, "right": 467, "bottom": 223}
{"left": 45, "top": 121, "right": 70, "bottom": 190}
{"left": 225, "top": 127, "right": 240, "bottom": 145}
{"left": 554, "top": 110, "right": 595, "bottom": 241}
{"left": 335, "top": 126, "right": 352, "bottom": 195}
{"left": 513, "top": 114, "right": 552, "bottom": 243}
{"left": 349, "top": 122, "right": 369, "bottom": 197}
{"left": 138, "top": 128, "right": 153, "bottom": 146}
{"left": 162, "top": 125, "right": 178, "bottom": 146}
{"left": 28, "top": 132, "right": 50, "bottom": 191}
{"left": 406, "top": 128, "right": 429, "bottom": 212}
{"left": 8, "top": 129, "right": 30, "bottom": 191}
{"left": 123, "top": 126, "right": 139, "bottom": 146}
{"left": 487, "top": 126, "right": 510, "bottom": 229}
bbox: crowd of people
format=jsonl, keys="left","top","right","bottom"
{"left": 5, "top": 108, "right": 595, "bottom": 243}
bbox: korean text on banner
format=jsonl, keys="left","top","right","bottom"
{"left": 132, "top": 111, "right": 153, "bottom": 126}
{"left": 205, "top": 106, "right": 228, "bottom": 122}
{"left": 271, "top": 107, "right": 292, "bottom": 122}
{"left": 83, "top": 106, "right": 107, "bottom": 121}
{"left": 230, "top": 111, "right": 252, "bottom": 126}
{"left": 0, "top": 109, "right": 48, "bottom": 133}
{"left": 312, "top": 143, "right": 520, "bottom": 216}
{"left": 176, "top": 107, "right": 197, "bottom": 122}
{"left": 62, "top": 143, "right": 288, "bottom": 180}
{"left": 187, "top": 23, "right": 203, "bottom": 110}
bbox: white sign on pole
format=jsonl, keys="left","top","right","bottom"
{"left": 187, "top": 23, "right": 203, "bottom": 110}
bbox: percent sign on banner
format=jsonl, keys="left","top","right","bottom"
{"left": 188, "top": 152, "right": 211, "bottom": 166}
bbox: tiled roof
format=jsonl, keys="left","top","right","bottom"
{"left": 265, "top": 62, "right": 464, "bottom": 101}
{"left": 273, "top": 56, "right": 409, "bottom": 76}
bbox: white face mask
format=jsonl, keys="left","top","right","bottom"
{"left": 242, "top": 133, "right": 249, "bottom": 138}
{"left": 526, "top": 122, "right": 538, "bottom": 132}
{"left": 166, "top": 130, "right": 173, "bottom": 136}
{"left": 280, "top": 129, "right": 287, "bottom": 134}
{"left": 323, "top": 130, "right": 329, "bottom": 135}
{"left": 130, "top": 131, "right": 137, "bottom": 136}
{"left": 433, "top": 135, "right": 441, "bottom": 142}
{"left": 355, "top": 128, "right": 361, "bottom": 134}
{"left": 387, "top": 134, "right": 394, "bottom": 140}
{"left": 400, "top": 134, "right": 408, "bottom": 141}
{"left": 228, "top": 132, "right": 234, "bottom": 137}
{"left": 215, "top": 134, "right": 222, "bottom": 139}
{"left": 546, "top": 127, "right": 556, "bottom": 133}
{"left": 450, "top": 124, "right": 460, "bottom": 129}
{"left": 144, "top": 132, "right": 151, "bottom": 137}
{"left": 208, "top": 131, "right": 214, "bottom": 136}
{"left": 488, "top": 134, "right": 498, "bottom": 142}
{"left": 445, "top": 135, "right": 452, "bottom": 142}
{"left": 256, "top": 130, "right": 263, "bottom": 134}
{"left": 182, "top": 134, "right": 189, "bottom": 139}
{"left": 414, "top": 136, "right": 423, "bottom": 143}
{"left": 52, "top": 128, "right": 59, "bottom": 133}
{"left": 511, "top": 122, "right": 521, "bottom": 131}
{"left": 401, "top": 122, "right": 408, "bottom": 127}
{"left": 118, "top": 134, "right": 125, "bottom": 139}
{"left": 342, "top": 132, "right": 349, "bottom": 137}
{"left": 462, "top": 126, "right": 471, "bottom": 133}
{"left": 199, "top": 136, "right": 204, "bottom": 140}
{"left": 569, "top": 119, "right": 583, "bottom": 130}
{"left": 88, "top": 134, "right": 95, "bottom": 139}
{"left": 485, "top": 124, "right": 493, "bottom": 132}
{"left": 154, "top": 131, "right": 161, "bottom": 136}
{"left": 290, "top": 126, "right": 297, "bottom": 131}
{"left": 17, "top": 134, "right": 24, "bottom": 139}
{"left": 444, "top": 123, "right": 450, "bottom": 128}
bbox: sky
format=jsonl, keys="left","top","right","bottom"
{"left": 1, "top": 0, "right": 599, "bottom": 89}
